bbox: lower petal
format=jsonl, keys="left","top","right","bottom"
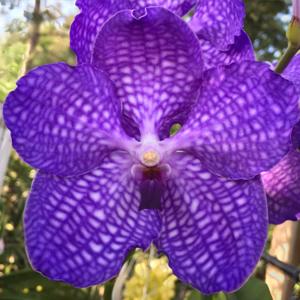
{"left": 156, "top": 153, "right": 268, "bottom": 294}
{"left": 25, "top": 152, "right": 161, "bottom": 287}
{"left": 262, "top": 150, "right": 300, "bottom": 224}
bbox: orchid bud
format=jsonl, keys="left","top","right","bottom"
{"left": 293, "top": 0, "right": 300, "bottom": 20}
{"left": 287, "top": 0, "right": 300, "bottom": 48}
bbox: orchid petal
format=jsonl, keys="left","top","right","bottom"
{"left": 281, "top": 55, "right": 300, "bottom": 148}
{"left": 71, "top": 1, "right": 195, "bottom": 64}
{"left": 172, "top": 61, "right": 299, "bottom": 180}
{"left": 292, "top": 122, "right": 300, "bottom": 149}
{"left": 262, "top": 149, "right": 300, "bottom": 224}
{"left": 25, "top": 152, "right": 161, "bottom": 287}
{"left": 282, "top": 54, "right": 300, "bottom": 94}
{"left": 156, "top": 153, "right": 267, "bottom": 294}
{"left": 70, "top": 1, "right": 130, "bottom": 64}
{"left": 190, "top": 0, "right": 245, "bottom": 50}
{"left": 199, "top": 31, "right": 255, "bottom": 71}
{"left": 4, "top": 63, "right": 128, "bottom": 176}
{"left": 261, "top": 54, "right": 300, "bottom": 224}
{"left": 75, "top": 0, "right": 194, "bottom": 14}
{"left": 91, "top": 7, "right": 203, "bottom": 139}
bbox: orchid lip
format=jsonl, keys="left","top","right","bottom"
{"left": 131, "top": 163, "right": 171, "bottom": 211}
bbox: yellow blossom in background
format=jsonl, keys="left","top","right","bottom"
{"left": 124, "top": 256, "right": 176, "bottom": 300}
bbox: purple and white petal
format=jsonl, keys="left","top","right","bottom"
{"left": 4, "top": 63, "right": 128, "bottom": 176}
{"left": 256, "top": 56, "right": 300, "bottom": 224}
{"left": 282, "top": 54, "right": 300, "bottom": 94}
{"left": 292, "top": 122, "right": 300, "bottom": 149}
{"left": 131, "top": 0, "right": 195, "bottom": 16}
{"left": 75, "top": 0, "right": 100, "bottom": 10}
{"left": 189, "top": 0, "right": 245, "bottom": 50}
{"left": 75, "top": 0, "right": 194, "bottom": 16}
{"left": 199, "top": 31, "right": 255, "bottom": 71}
{"left": 262, "top": 149, "right": 300, "bottom": 224}
{"left": 92, "top": 7, "right": 203, "bottom": 139}
{"left": 156, "top": 153, "right": 267, "bottom": 294}
{"left": 281, "top": 55, "right": 300, "bottom": 148}
{"left": 71, "top": 1, "right": 195, "bottom": 64}
{"left": 25, "top": 152, "right": 161, "bottom": 287}
{"left": 171, "top": 61, "right": 299, "bottom": 180}
{"left": 70, "top": 1, "right": 130, "bottom": 64}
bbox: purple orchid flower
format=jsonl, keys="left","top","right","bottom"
{"left": 3, "top": 6, "right": 300, "bottom": 294}
{"left": 262, "top": 54, "right": 300, "bottom": 225}
{"left": 71, "top": 0, "right": 246, "bottom": 65}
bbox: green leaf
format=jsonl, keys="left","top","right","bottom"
{"left": 103, "top": 281, "right": 115, "bottom": 300}
{"left": 187, "top": 291, "right": 227, "bottom": 300}
{"left": 227, "top": 277, "right": 272, "bottom": 300}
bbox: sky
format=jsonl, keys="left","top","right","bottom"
{"left": 0, "top": 0, "right": 78, "bottom": 37}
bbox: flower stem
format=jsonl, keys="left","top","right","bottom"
{"left": 274, "top": 44, "right": 299, "bottom": 74}
{"left": 141, "top": 244, "right": 155, "bottom": 300}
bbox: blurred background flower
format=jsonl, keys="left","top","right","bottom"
{"left": 124, "top": 254, "right": 177, "bottom": 300}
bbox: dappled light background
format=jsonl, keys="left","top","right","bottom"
{"left": 0, "top": 0, "right": 296, "bottom": 300}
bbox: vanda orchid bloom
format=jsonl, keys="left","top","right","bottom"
{"left": 3, "top": 6, "right": 300, "bottom": 295}
{"left": 262, "top": 54, "right": 300, "bottom": 224}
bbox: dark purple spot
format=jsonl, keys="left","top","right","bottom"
{"left": 139, "top": 179, "right": 164, "bottom": 210}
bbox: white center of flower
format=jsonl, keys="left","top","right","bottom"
{"left": 141, "top": 150, "right": 160, "bottom": 167}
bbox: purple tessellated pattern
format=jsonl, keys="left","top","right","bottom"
{"left": 92, "top": 7, "right": 203, "bottom": 139}
{"left": 70, "top": 1, "right": 131, "bottom": 64}
{"left": 131, "top": 0, "right": 195, "bottom": 16}
{"left": 292, "top": 123, "right": 300, "bottom": 148}
{"left": 25, "top": 151, "right": 161, "bottom": 287}
{"left": 199, "top": 30, "right": 255, "bottom": 70}
{"left": 71, "top": 0, "right": 195, "bottom": 64}
{"left": 283, "top": 54, "right": 300, "bottom": 148}
{"left": 4, "top": 5, "right": 300, "bottom": 295}
{"left": 75, "top": 0, "right": 195, "bottom": 15}
{"left": 3, "top": 63, "right": 128, "bottom": 176}
{"left": 156, "top": 153, "right": 267, "bottom": 293}
{"left": 261, "top": 55, "right": 300, "bottom": 224}
{"left": 282, "top": 54, "right": 300, "bottom": 94}
{"left": 262, "top": 150, "right": 300, "bottom": 224}
{"left": 71, "top": 0, "right": 245, "bottom": 64}
{"left": 174, "top": 61, "right": 299, "bottom": 180}
{"left": 189, "top": 0, "right": 245, "bottom": 50}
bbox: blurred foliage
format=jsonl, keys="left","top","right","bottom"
{"left": 0, "top": 38, "right": 26, "bottom": 101}
{"left": 244, "top": 0, "right": 291, "bottom": 61}
{"left": 187, "top": 277, "right": 272, "bottom": 300}
{"left": 0, "top": 0, "right": 293, "bottom": 299}
{"left": 0, "top": 2, "right": 75, "bottom": 102}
